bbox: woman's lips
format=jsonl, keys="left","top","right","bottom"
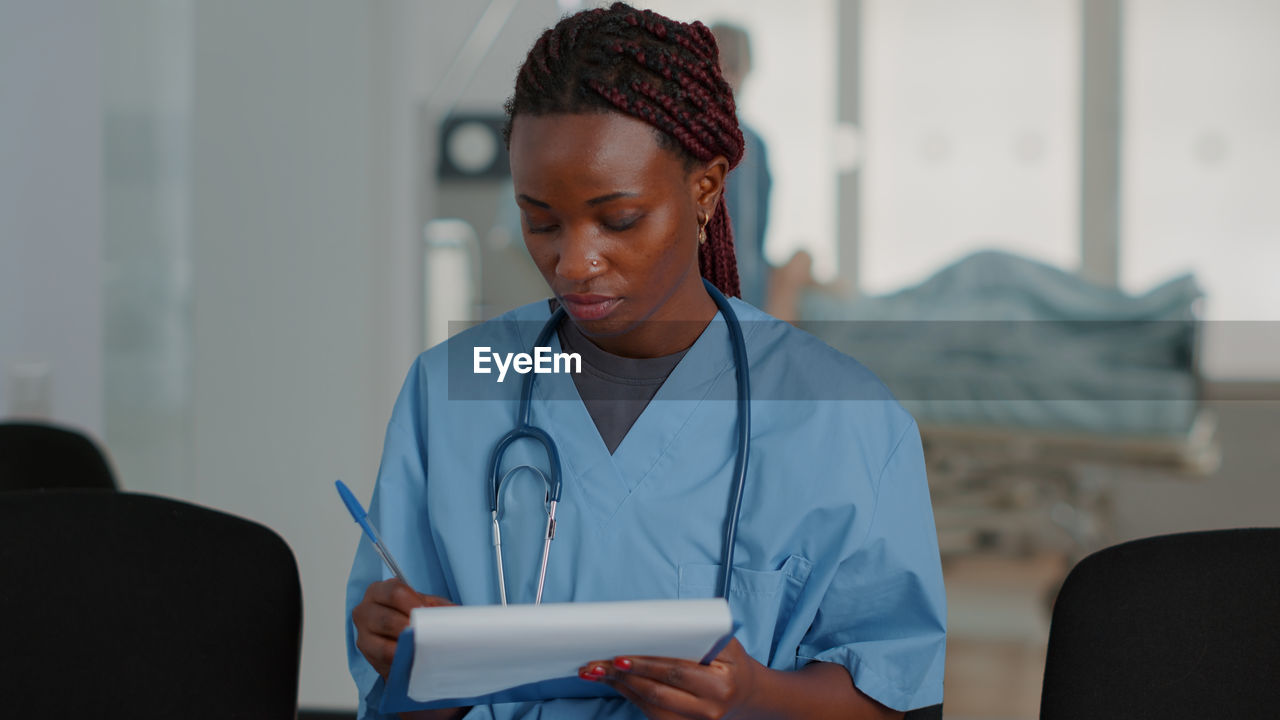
{"left": 560, "top": 294, "right": 621, "bottom": 321}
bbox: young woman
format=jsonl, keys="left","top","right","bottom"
{"left": 347, "top": 5, "right": 945, "bottom": 719}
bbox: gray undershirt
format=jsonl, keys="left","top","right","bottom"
{"left": 555, "top": 313, "right": 689, "bottom": 454}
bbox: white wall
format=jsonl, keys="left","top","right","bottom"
{"left": 183, "top": 1, "right": 385, "bottom": 707}
{"left": 170, "top": 0, "right": 556, "bottom": 709}
{"left": 1112, "top": 400, "right": 1280, "bottom": 542}
{"left": 860, "top": 0, "right": 1081, "bottom": 294}
{"left": 0, "top": 0, "right": 103, "bottom": 434}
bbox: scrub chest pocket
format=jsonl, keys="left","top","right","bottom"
{"left": 678, "top": 554, "right": 813, "bottom": 666}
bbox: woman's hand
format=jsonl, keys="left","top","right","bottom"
{"left": 579, "top": 639, "right": 903, "bottom": 720}
{"left": 577, "top": 638, "right": 762, "bottom": 719}
{"left": 352, "top": 579, "right": 454, "bottom": 679}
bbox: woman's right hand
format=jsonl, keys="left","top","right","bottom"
{"left": 352, "top": 579, "right": 455, "bottom": 678}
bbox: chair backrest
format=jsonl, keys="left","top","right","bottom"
{"left": 0, "top": 421, "right": 117, "bottom": 490}
{"left": 0, "top": 490, "right": 302, "bottom": 718}
{"left": 1041, "top": 528, "right": 1280, "bottom": 719}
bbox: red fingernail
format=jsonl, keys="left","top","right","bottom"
{"left": 613, "top": 657, "right": 632, "bottom": 671}
{"left": 590, "top": 665, "right": 607, "bottom": 677}
{"left": 578, "top": 669, "right": 598, "bottom": 682}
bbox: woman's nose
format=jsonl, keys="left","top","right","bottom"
{"left": 554, "top": 227, "right": 603, "bottom": 282}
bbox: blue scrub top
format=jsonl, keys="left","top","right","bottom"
{"left": 345, "top": 298, "right": 946, "bottom": 718}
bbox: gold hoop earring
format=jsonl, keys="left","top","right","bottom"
{"left": 698, "top": 216, "right": 709, "bottom": 245}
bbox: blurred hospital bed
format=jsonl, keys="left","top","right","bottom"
{"left": 796, "top": 251, "right": 1221, "bottom": 559}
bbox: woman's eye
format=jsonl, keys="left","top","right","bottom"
{"left": 526, "top": 222, "right": 558, "bottom": 234}
{"left": 604, "top": 215, "right": 642, "bottom": 232}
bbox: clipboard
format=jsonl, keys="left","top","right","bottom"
{"left": 379, "top": 599, "right": 737, "bottom": 713}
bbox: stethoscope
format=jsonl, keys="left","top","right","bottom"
{"left": 487, "top": 278, "right": 751, "bottom": 605}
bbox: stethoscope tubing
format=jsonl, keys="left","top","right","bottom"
{"left": 707, "top": 281, "right": 750, "bottom": 599}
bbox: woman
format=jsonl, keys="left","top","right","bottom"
{"left": 347, "top": 5, "right": 945, "bottom": 719}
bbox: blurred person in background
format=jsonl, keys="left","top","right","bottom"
{"left": 711, "top": 22, "right": 774, "bottom": 311}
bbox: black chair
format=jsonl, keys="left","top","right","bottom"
{"left": 1041, "top": 528, "right": 1280, "bottom": 719}
{"left": 0, "top": 490, "right": 303, "bottom": 718}
{"left": 0, "top": 421, "right": 117, "bottom": 490}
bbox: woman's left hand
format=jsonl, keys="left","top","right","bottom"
{"left": 578, "top": 638, "right": 763, "bottom": 719}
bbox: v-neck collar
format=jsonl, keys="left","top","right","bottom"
{"left": 515, "top": 302, "right": 740, "bottom": 533}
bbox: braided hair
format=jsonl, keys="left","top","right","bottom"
{"left": 504, "top": 2, "right": 746, "bottom": 298}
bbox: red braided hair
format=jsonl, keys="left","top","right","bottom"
{"left": 504, "top": 2, "right": 746, "bottom": 298}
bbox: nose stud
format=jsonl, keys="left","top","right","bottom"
{"left": 591, "top": 259, "right": 600, "bottom": 267}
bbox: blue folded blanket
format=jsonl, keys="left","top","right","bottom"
{"left": 799, "top": 251, "right": 1203, "bottom": 436}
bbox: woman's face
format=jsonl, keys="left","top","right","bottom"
{"left": 508, "top": 112, "right": 726, "bottom": 358}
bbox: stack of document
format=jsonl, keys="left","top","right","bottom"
{"left": 382, "top": 598, "right": 734, "bottom": 712}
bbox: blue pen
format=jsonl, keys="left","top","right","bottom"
{"left": 336, "top": 479, "right": 410, "bottom": 586}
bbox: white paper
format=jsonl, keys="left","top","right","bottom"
{"left": 406, "top": 598, "right": 732, "bottom": 702}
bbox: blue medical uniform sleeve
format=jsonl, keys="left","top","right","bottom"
{"left": 345, "top": 361, "right": 456, "bottom": 720}
{"left": 797, "top": 420, "right": 947, "bottom": 711}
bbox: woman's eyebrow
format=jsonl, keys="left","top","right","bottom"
{"left": 517, "top": 191, "right": 639, "bottom": 208}
{"left": 586, "top": 191, "right": 638, "bottom": 206}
